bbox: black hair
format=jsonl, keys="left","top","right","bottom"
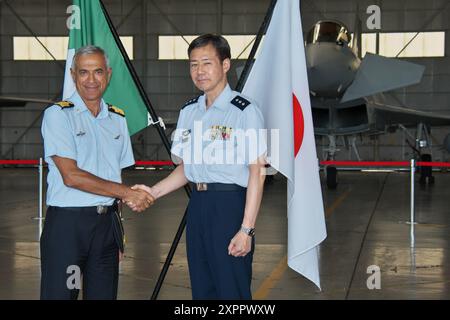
{"left": 187, "top": 34, "right": 231, "bottom": 62}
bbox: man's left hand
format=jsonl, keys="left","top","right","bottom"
{"left": 131, "top": 184, "right": 156, "bottom": 198}
{"left": 228, "top": 231, "right": 252, "bottom": 257}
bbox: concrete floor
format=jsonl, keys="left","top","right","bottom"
{"left": 1, "top": 168, "right": 450, "bottom": 300}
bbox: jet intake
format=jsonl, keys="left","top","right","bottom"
{"left": 313, "top": 103, "right": 370, "bottom": 135}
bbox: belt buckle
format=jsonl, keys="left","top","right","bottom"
{"left": 196, "top": 183, "right": 207, "bottom": 191}
{"left": 96, "top": 205, "right": 108, "bottom": 214}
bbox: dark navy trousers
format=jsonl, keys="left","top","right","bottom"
{"left": 186, "top": 187, "right": 254, "bottom": 300}
{"left": 40, "top": 206, "right": 119, "bottom": 300}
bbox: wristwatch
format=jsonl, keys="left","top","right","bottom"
{"left": 240, "top": 225, "right": 255, "bottom": 237}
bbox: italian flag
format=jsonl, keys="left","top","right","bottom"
{"left": 63, "top": 0, "right": 150, "bottom": 136}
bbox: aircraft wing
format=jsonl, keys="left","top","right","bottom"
{"left": 0, "top": 96, "right": 55, "bottom": 107}
{"left": 341, "top": 53, "right": 425, "bottom": 103}
{"left": 367, "top": 97, "right": 450, "bottom": 127}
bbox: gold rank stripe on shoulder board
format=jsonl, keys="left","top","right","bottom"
{"left": 107, "top": 104, "right": 126, "bottom": 117}
{"left": 55, "top": 101, "right": 74, "bottom": 109}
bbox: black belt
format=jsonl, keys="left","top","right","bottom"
{"left": 51, "top": 202, "right": 118, "bottom": 215}
{"left": 94, "top": 203, "right": 116, "bottom": 214}
{"left": 191, "top": 182, "right": 246, "bottom": 192}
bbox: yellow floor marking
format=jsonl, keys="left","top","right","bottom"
{"left": 254, "top": 189, "right": 351, "bottom": 299}
{"left": 325, "top": 189, "right": 351, "bottom": 218}
{"left": 254, "top": 255, "right": 288, "bottom": 300}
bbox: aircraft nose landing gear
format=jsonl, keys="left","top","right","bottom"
{"left": 323, "top": 135, "right": 340, "bottom": 189}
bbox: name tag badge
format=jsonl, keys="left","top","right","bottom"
{"left": 181, "top": 129, "right": 191, "bottom": 143}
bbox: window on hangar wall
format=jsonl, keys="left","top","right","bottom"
{"left": 13, "top": 36, "right": 134, "bottom": 60}
{"left": 160, "top": 34, "right": 376, "bottom": 59}
{"left": 159, "top": 31, "right": 445, "bottom": 60}
{"left": 379, "top": 32, "right": 445, "bottom": 58}
{"left": 352, "top": 32, "right": 445, "bottom": 58}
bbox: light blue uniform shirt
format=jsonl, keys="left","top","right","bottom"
{"left": 41, "top": 92, "right": 135, "bottom": 207}
{"left": 171, "top": 84, "right": 266, "bottom": 187}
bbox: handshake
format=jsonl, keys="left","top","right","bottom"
{"left": 122, "top": 184, "right": 156, "bottom": 212}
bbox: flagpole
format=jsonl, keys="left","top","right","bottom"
{"left": 99, "top": 0, "right": 172, "bottom": 154}
{"left": 98, "top": 0, "right": 191, "bottom": 300}
{"left": 235, "top": 0, "right": 278, "bottom": 92}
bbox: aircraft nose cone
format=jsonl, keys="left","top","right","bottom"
{"left": 306, "top": 43, "right": 359, "bottom": 97}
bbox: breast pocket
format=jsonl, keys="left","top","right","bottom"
{"left": 235, "top": 141, "right": 246, "bottom": 165}
{"left": 223, "top": 139, "right": 240, "bottom": 165}
{"left": 111, "top": 132, "right": 124, "bottom": 157}
{"left": 74, "top": 131, "right": 93, "bottom": 163}
{"left": 179, "top": 135, "right": 193, "bottom": 163}
{"left": 203, "top": 139, "right": 236, "bottom": 165}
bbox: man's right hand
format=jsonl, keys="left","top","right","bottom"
{"left": 123, "top": 188, "right": 154, "bottom": 212}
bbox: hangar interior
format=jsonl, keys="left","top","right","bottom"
{"left": 1, "top": 0, "right": 450, "bottom": 300}
{"left": 1, "top": 0, "right": 450, "bottom": 161}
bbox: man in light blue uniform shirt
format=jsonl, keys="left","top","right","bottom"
{"left": 171, "top": 83, "right": 266, "bottom": 188}
{"left": 43, "top": 92, "right": 134, "bottom": 207}
{"left": 134, "top": 35, "right": 267, "bottom": 299}
{"left": 40, "top": 45, "right": 154, "bottom": 300}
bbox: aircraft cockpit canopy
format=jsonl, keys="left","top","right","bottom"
{"left": 306, "top": 21, "right": 351, "bottom": 45}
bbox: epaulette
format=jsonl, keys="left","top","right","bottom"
{"left": 230, "top": 95, "right": 251, "bottom": 111}
{"left": 181, "top": 96, "right": 200, "bottom": 110}
{"left": 54, "top": 101, "right": 74, "bottom": 109}
{"left": 107, "top": 103, "right": 125, "bottom": 117}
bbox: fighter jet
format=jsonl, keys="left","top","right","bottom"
{"left": 305, "top": 20, "right": 450, "bottom": 188}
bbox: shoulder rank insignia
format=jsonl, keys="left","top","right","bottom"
{"left": 181, "top": 96, "right": 200, "bottom": 110}
{"left": 107, "top": 104, "right": 125, "bottom": 117}
{"left": 230, "top": 95, "right": 251, "bottom": 111}
{"left": 54, "top": 101, "right": 74, "bottom": 109}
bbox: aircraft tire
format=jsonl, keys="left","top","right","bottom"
{"left": 326, "top": 166, "right": 338, "bottom": 189}
{"left": 419, "top": 154, "right": 433, "bottom": 185}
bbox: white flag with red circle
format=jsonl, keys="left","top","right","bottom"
{"left": 242, "top": 0, "right": 327, "bottom": 289}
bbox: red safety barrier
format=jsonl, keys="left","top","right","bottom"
{"left": 320, "top": 160, "right": 450, "bottom": 168}
{"left": 0, "top": 160, "right": 40, "bottom": 165}
{"left": 415, "top": 161, "right": 450, "bottom": 167}
{"left": 320, "top": 161, "right": 410, "bottom": 167}
{"left": 0, "top": 159, "right": 174, "bottom": 166}
{"left": 2, "top": 159, "right": 450, "bottom": 167}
